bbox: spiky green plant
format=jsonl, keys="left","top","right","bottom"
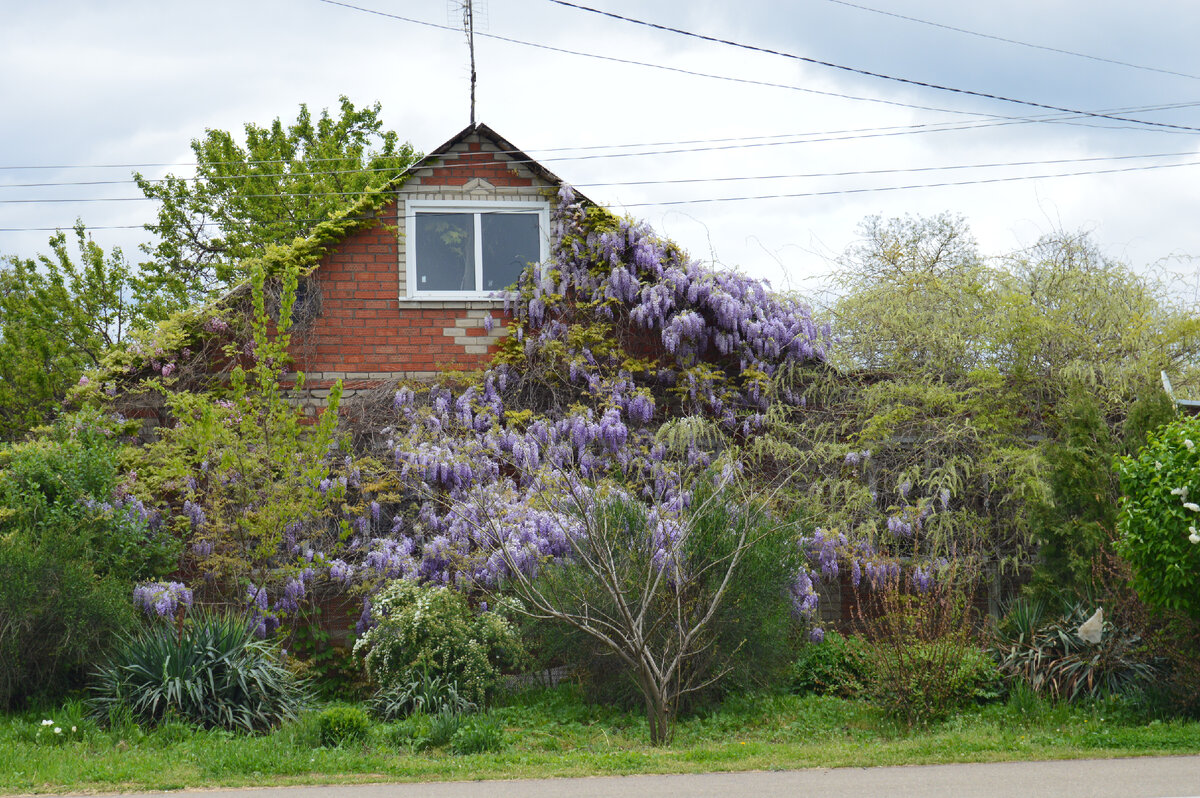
{"left": 368, "top": 670, "right": 476, "bottom": 720}
{"left": 90, "top": 611, "right": 307, "bottom": 733}
{"left": 995, "top": 599, "right": 1156, "bottom": 701}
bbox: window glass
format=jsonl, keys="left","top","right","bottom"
{"left": 481, "top": 212, "right": 540, "bottom": 291}
{"left": 415, "top": 212, "right": 474, "bottom": 291}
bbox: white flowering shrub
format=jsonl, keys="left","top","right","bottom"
{"left": 1117, "top": 413, "right": 1200, "bottom": 618}
{"left": 353, "top": 581, "right": 524, "bottom": 707}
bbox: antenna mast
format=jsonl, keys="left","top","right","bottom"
{"left": 467, "top": 0, "right": 477, "bottom": 126}
{"left": 450, "top": 0, "right": 486, "bottom": 126}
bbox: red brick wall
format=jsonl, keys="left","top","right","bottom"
{"left": 420, "top": 140, "right": 535, "bottom": 188}
{"left": 289, "top": 201, "right": 508, "bottom": 382}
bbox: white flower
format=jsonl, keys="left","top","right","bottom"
{"left": 1184, "top": 502, "right": 1200, "bottom": 513}
{"left": 1156, "top": 461, "right": 1163, "bottom": 470}
{"left": 53, "top": 727, "right": 61, "bottom": 734}
{"left": 40, "top": 719, "right": 53, "bottom": 726}
{"left": 1186, "top": 439, "right": 1195, "bottom": 450}
{"left": 1191, "top": 532, "right": 1200, "bottom": 544}
{"left": 71, "top": 726, "right": 77, "bottom": 733}
{"left": 1171, "top": 487, "right": 1189, "bottom": 498}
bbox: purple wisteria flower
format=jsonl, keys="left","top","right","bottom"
{"left": 133, "top": 581, "right": 193, "bottom": 618}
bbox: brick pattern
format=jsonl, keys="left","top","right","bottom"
{"left": 397, "top": 132, "right": 555, "bottom": 301}
{"left": 287, "top": 130, "right": 551, "bottom": 408}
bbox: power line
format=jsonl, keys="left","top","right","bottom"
{"left": 5, "top": 150, "right": 1196, "bottom": 204}
{"left": 7, "top": 98, "right": 1197, "bottom": 190}
{"left": 821, "top": 0, "right": 1200, "bottom": 81}
{"left": 4, "top": 158, "right": 1198, "bottom": 232}
{"left": 578, "top": 150, "right": 1200, "bottom": 188}
{"left": 314, "top": 0, "right": 1130, "bottom": 128}
{"left": 618, "top": 158, "right": 1200, "bottom": 207}
{"left": 546, "top": 0, "right": 1200, "bottom": 134}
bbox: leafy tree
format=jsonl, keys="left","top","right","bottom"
{"left": 134, "top": 96, "right": 417, "bottom": 317}
{"left": 0, "top": 224, "right": 137, "bottom": 441}
{"left": 766, "top": 215, "right": 1200, "bottom": 594}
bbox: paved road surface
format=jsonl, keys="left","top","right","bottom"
{"left": 49, "top": 756, "right": 1200, "bottom": 798}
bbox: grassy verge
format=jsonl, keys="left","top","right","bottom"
{"left": 4, "top": 686, "right": 1199, "bottom": 795}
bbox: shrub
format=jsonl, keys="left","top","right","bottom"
{"left": 91, "top": 610, "right": 308, "bottom": 733}
{"left": 1116, "top": 413, "right": 1200, "bottom": 618}
{"left": 790, "top": 630, "right": 871, "bottom": 697}
{"left": 995, "top": 599, "right": 1156, "bottom": 701}
{"left": 354, "top": 581, "right": 524, "bottom": 707}
{"left": 369, "top": 670, "right": 476, "bottom": 720}
{"left": 0, "top": 410, "right": 174, "bottom": 709}
{"left": 315, "top": 705, "right": 370, "bottom": 747}
{"left": 0, "top": 535, "right": 134, "bottom": 710}
{"left": 855, "top": 567, "right": 998, "bottom": 726}
{"left": 450, "top": 712, "right": 506, "bottom": 754}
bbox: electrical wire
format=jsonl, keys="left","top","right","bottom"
{"left": 3, "top": 157, "right": 1198, "bottom": 232}
{"left": 6, "top": 100, "right": 1199, "bottom": 191}
{"left": 4, "top": 150, "right": 1196, "bottom": 204}
{"left": 617, "top": 158, "right": 1200, "bottom": 207}
{"left": 546, "top": 0, "right": 1200, "bottom": 134}
{"left": 821, "top": 0, "right": 1200, "bottom": 81}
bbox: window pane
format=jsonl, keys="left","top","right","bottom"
{"left": 415, "top": 212, "right": 475, "bottom": 291}
{"left": 481, "top": 212, "right": 539, "bottom": 291}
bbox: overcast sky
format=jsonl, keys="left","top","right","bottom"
{"left": 3, "top": 0, "right": 1199, "bottom": 299}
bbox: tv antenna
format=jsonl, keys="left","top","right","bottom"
{"left": 448, "top": 0, "right": 488, "bottom": 126}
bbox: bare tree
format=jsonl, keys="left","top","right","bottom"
{"left": 470, "top": 469, "right": 791, "bottom": 745}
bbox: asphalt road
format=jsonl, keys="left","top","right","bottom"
{"left": 47, "top": 756, "right": 1200, "bottom": 798}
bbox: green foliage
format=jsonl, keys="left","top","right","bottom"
{"left": 288, "top": 624, "right": 367, "bottom": 702}
{"left": 130, "top": 261, "right": 342, "bottom": 609}
{"left": 354, "top": 581, "right": 525, "bottom": 708}
{"left": 995, "top": 599, "right": 1156, "bottom": 701}
{"left": 0, "top": 225, "right": 141, "bottom": 440}
{"left": 0, "top": 409, "right": 177, "bottom": 580}
{"left": 794, "top": 214, "right": 1200, "bottom": 580}
{"left": 1122, "top": 384, "right": 1177, "bottom": 456}
{"left": 789, "top": 631, "right": 871, "bottom": 697}
{"left": 0, "top": 535, "right": 134, "bottom": 710}
{"left": 1116, "top": 414, "right": 1200, "bottom": 618}
{"left": 450, "top": 712, "right": 507, "bottom": 754}
{"left": 90, "top": 610, "right": 308, "bottom": 733}
{"left": 134, "top": 96, "right": 416, "bottom": 315}
{"left": 0, "top": 409, "right": 174, "bottom": 709}
{"left": 314, "top": 706, "right": 370, "bottom": 747}
{"left": 368, "top": 671, "right": 476, "bottom": 720}
{"left": 1028, "top": 390, "right": 1119, "bottom": 601}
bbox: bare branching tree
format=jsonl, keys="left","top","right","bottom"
{"left": 470, "top": 470, "right": 792, "bottom": 745}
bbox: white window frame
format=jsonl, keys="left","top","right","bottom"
{"left": 405, "top": 199, "right": 550, "bottom": 300}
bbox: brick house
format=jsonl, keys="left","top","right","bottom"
{"left": 287, "top": 122, "right": 576, "bottom": 409}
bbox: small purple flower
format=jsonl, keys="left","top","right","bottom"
{"left": 809, "top": 627, "right": 825, "bottom": 644}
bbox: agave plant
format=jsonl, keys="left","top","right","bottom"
{"left": 995, "top": 599, "right": 1156, "bottom": 701}
{"left": 91, "top": 610, "right": 308, "bottom": 732}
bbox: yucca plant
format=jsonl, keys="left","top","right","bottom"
{"left": 995, "top": 599, "right": 1156, "bottom": 701}
{"left": 90, "top": 610, "right": 307, "bottom": 733}
{"left": 369, "top": 670, "right": 476, "bottom": 720}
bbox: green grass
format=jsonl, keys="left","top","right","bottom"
{"left": 3, "top": 686, "right": 1198, "bottom": 795}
